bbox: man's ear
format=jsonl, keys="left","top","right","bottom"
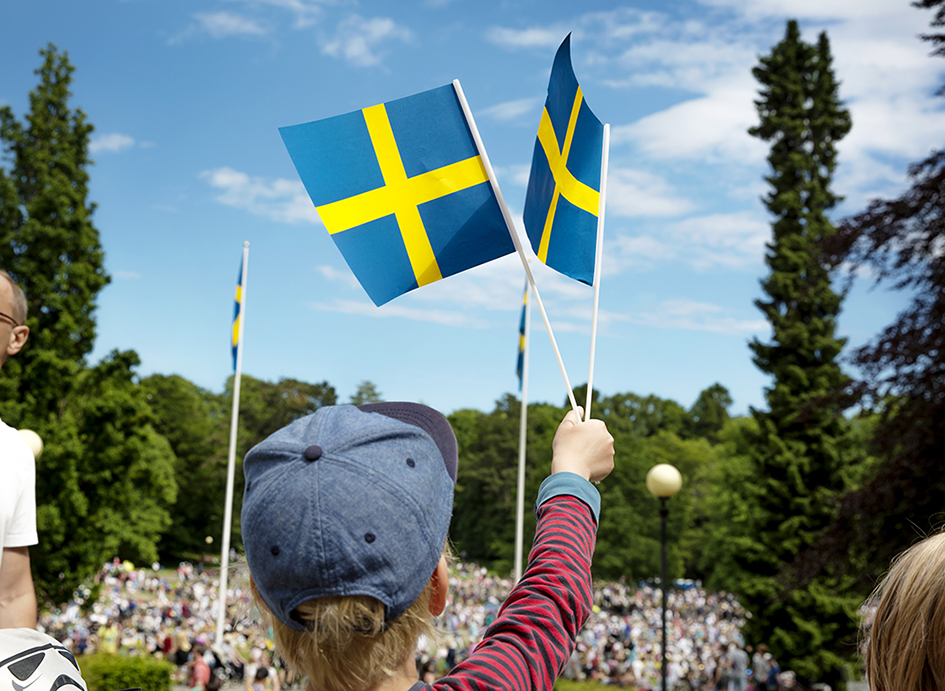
{"left": 428, "top": 556, "right": 448, "bottom": 617}
{"left": 6, "top": 325, "right": 28, "bottom": 357}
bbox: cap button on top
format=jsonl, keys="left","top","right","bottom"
{"left": 303, "top": 445, "right": 322, "bottom": 461}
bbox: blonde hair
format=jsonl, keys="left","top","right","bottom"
{"left": 865, "top": 531, "right": 945, "bottom": 691}
{"left": 251, "top": 546, "right": 449, "bottom": 691}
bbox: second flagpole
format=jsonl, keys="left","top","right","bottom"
{"left": 216, "top": 240, "right": 248, "bottom": 650}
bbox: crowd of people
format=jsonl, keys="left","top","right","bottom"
{"left": 31, "top": 557, "right": 798, "bottom": 691}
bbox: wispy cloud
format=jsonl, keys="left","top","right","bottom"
{"left": 697, "top": 0, "right": 908, "bottom": 21}
{"left": 312, "top": 298, "right": 489, "bottom": 327}
{"left": 480, "top": 97, "right": 541, "bottom": 123}
{"left": 633, "top": 298, "right": 767, "bottom": 334}
{"left": 610, "top": 87, "right": 766, "bottom": 165}
{"left": 200, "top": 167, "right": 320, "bottom": 224}
{"left": 194, "top": 12, "right": 268, "bottom": 38}
{"left": 320, "top": 15, "right": 411, "bottom": 67}
{"left": 114, "top": 270, "right": 142, "bottom": 280}
{"left": 610, "top": 211, "right": 770, "bottom": 271}
{"left": 606, "top": 168, "right": 697, "bottom": 217}
{"left": 90, "top": 133, "right": 137, "bottom": 154}
{"left": 226, "top": 0, "right": 325, "bottom": 29}
{"left": 484, "top": 26, "right": 565, "bottom": 50}
{"left": 315, "top": 264, "right": 361, "bottom": 291}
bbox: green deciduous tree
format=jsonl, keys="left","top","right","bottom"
{"left": 141, "top": 374, "right": 229, "bottom": 561}
{"left": 349, "top": 380, "right": 382, "bottom": 406}
{"left": 0, "top": 46, "right": 176, "bottom": 605}
{"left": 449, "top": 389, "right": 726, "bottom": 585}
{"left": 0, "top": 44, "right": 108, "bottom": 419}
{"left": 237, "top": 375, "right": 337, "bottom": 451}
{"left": 34, "top": 351, "right": 177, "bottom": 604}
{"left": 737, "top": 20, "right": 859, "bottom": 683}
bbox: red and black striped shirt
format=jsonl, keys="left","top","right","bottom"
{"left": 430, "top": 486, "right": 597, "bottom": 691}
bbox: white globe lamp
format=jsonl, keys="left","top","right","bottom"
{"left": 18, "top": 429, "right": 43, "bottom": 459}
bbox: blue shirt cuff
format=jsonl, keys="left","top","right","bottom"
{"left": 534, "top": 472, "right": 601, "bottom": 526}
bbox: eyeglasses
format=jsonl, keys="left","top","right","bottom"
{"left": 0, "top": 310, "right": 20, "bottom": 327}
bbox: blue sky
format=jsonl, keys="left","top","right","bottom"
{"left": 1, "top": 0, "right": 942, "bottom": 417}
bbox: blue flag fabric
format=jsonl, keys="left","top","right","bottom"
{"left": 232, "top": 258, "right": 243, "bottom": 371}
{"left": 523, "top": 34, "right": 604, "bottom": 286}
{"left": 280, "top": 84, "right": 515, "bottom": 306}
{"left": 516, "top": 284, "right": 527, "bottom": 391}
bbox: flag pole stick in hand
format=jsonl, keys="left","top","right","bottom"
{"left": 452, "top": 79, "right": 580, "bottom": 416}
{"left": 585, "top": 123, "right": 609, "bottom": 420}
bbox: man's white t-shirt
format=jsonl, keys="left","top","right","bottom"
{"left": 0, "top": 417, "right": 37, "bottom": 572}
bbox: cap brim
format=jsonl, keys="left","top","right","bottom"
{"left": 358, "top": 402, "right": 458, "bottom": 482}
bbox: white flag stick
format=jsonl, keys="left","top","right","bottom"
{"left": 585, "top": 124, "right": 609, "bottom": 420}
{"left": 452, "top": 79, "right": 579, "bottom": 415}
{"left": 216, "top": 241, "right": 249, "bottom": 650}
{"left": 514, "top": 285, "right": 531, "bottom": 583}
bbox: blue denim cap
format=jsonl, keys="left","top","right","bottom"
{"left": 241, "top": 403, "right": 456, "bottom": 631}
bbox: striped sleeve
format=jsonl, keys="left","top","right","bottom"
{"left": 433, "top": 494, "right": 597, "bottom": 691}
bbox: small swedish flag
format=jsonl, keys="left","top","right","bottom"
{"left": 232, "top": 257, "right": 243, "bottom": 371}
{"left": 281, "top": 84, "right": 515, "bottom": 306}
{"left": 523, "top": 34, "right": 604, "bottom": 286}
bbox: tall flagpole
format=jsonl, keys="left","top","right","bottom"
{"left": 452, "top": 79, "right": 580, "bottom": 416}
{"left": 216, "top": 241, "right": 249, "bottom": 649}
{"left": 585, "top": 123, "right": 609, "bottom": 420}
{"left": 514, "top": 286, "right": 531, "bottom": 583}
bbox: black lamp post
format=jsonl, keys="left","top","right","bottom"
{"left": 646, "top": 463, "right": 683, "bottom": 691}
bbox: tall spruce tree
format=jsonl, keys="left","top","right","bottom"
{"left": 740, "top": 21, "right": 858, "bottom": 684}
{"left": 0, "top": 46, "right": 176, "bottom": 604}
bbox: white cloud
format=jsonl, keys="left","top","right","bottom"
{"left": 114, "top": 270, "right": 141, "bottom": 280}
{"left": 697, "top": 0, "right": 914, "bottom": 21}
{"left": 194, "top": 12, "right": 268, "bottom": 38}
{"left": 611, "top": 87, "right": 766, "bottom": 164}
{"left": 633, "top": 298, "right": 768, "bottom": 334}
{"left": 480, "top": 98, "right": 541, "bottom": 123}
{"left": 495, "top": 164, "right": 532, "bottom": 188}
{"left": 312, "top": 298, "right": 489, "bottom": 327}
{"left": 484, "top": 26, "right": 565, "bottom": 50}
{"left": 611, "top": 211, "right": 770, "bottom": 271}
{"left": 226, "top": 0, "right": 325, "bottom": 29}
{"left": 90, "top": 133, "right": 136, "bottom": 154}
{"left": 321, "top": 15, "right": 411, "bottom": 68}
{"left": 606, "top": 167, "right": 697, "bottom": 217}
{"left": 315, "top": 264, "right": 361, "bottom": 290}
{"left": 200, "top": 167, "right": 320, "bottom": 224}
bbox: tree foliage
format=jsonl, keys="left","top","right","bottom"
{"left": 349, "top": 380, "right": 382, "bottom": 405}
{"left": 141, "top": 375, "right": 229, "bottom": 561}
{"left": 731, "top": 20, "right": 860, "bottom": 683}
{"left": 0, "top": 45, "right": 179, "bottom": 605}
{"left": 449, "top": 386, "right": 736, "bottom": 585}
{"left": 0, "top": 44, "right": 109, "bottom": 419}
{"left": 34, "top": 351, "right": 177, "bottom": 604}
{"left": 814, "top": 0, "right": 945, "bottom": 582}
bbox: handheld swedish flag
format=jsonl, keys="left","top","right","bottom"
{"left": 280, "top": 84, "right": 515, "bottom": 306}
{"left": 523, "top": 34, "right": 604, "bottom": 286}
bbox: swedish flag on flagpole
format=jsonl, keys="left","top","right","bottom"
{"left": 280, "top": 84, "right": 515, "bottom": 306}
{"left": 516, "top": 284, "right": 527, "bottom": 391}
{"left": 523, "top": 34, "right": 604, "bottom": 286}
{"left": 232, "top": 256, "right": 244, "bottom": 371}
